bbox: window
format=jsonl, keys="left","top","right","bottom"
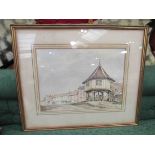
{"left": 96, "top": 80, "right": 102, "bottom": 86}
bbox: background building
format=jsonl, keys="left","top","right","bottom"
{"left": 41, "top": 86, "right": 86, "bottom": 105}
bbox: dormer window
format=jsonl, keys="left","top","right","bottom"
{"left": 96, "top": 79, "right": 102, "bottom": 86}
{"left": 86, "top": 81, "right": 89, "bottom": 86}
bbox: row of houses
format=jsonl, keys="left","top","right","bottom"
{"left": 41, "top": 86, "right": 86, "bottom": 105}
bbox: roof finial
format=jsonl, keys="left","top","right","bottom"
{"left": 96, "top": 57, "right": 102, "bottom": 66}
{"left": 98, "top": 58, "right": 101, "bottom": 66}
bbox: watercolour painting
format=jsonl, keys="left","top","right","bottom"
{"left": 33, "top": 46, "right": 127, "bottom": 114}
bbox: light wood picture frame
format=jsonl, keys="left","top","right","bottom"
{"left": 11, "top": 25, "right": 148, "bottom": 131}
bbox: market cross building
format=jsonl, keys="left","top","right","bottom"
{"left": 82, "top": 62, "right": 116, "bottom": 102}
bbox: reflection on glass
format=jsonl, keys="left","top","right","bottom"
{"left": 121, "top": 51, "right": 127, "bottom": 54}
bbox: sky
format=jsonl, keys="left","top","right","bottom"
{"left": 36, "top": 48, "right": 126, "bottom": 98}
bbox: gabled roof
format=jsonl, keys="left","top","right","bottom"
{"left": 82, "top": 64, "right": 115, "bottom": 84}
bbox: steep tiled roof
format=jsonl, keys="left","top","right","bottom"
{"left": 82, "top": 65, "right": 115, "bottom": 84}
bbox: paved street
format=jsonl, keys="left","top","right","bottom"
{"left": 40, "top": 101, "right": 123, "bottom": 114}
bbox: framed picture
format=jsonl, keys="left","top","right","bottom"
{"left": 11, "top": 25, "right": 148, "bottom": 131}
